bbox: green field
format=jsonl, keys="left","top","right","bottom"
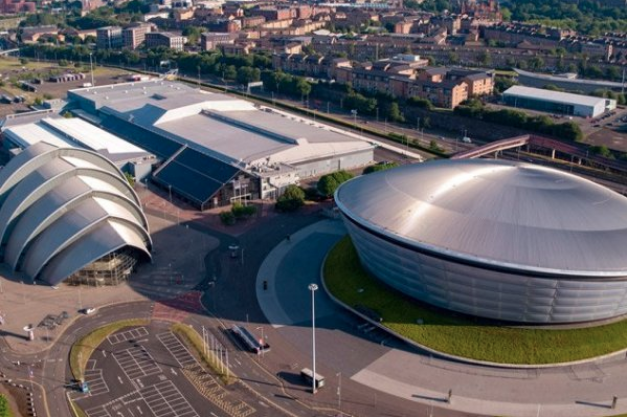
{"left": 324, "top": 237, "right": 627, "bottom": 365}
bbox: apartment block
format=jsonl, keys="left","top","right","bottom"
{"left": 145, "top": 32, "right": 186, "bottom": 51}
{"left": 201, "top": 32, "right": 237, "bottom": 51}
{"left": 123, "top": 23, "right": 153, "bottom": 50}
{"left": 97, "top": 26, "right": 123, "bottom": 49}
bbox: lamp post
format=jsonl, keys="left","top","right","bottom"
{"left": 256, "top": 326, "right": 264, "bottom": 357}
{"left": 89, "top": 52, "right": 94, "bottom": 87}
{"left": 337, "top": 372, "right": 342, "bottom": 409}
{"left": 308, "top": 283, "right": 318, "bottom": 394}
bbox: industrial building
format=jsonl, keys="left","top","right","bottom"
{"left": 0, "top": 110, "right": 156, "bottom": 180}
{"left": 336, "top": 159, "right": 627, "bottom": 324}
{"left": 0, "top": 142, "right": 152, "bottom": 286}
{"left": 68, "top": 80, "right": 374, "bottom": 209}
{"left": 502, "top": 85, "right": 617, "bottom": 118}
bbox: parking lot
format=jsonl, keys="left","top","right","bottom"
{"left": 73, "top": 322, "right": 260, "bottom": 417}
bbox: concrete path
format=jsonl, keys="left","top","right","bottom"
{"left": 256, "top": 219, "right": 627, "bottom": 417}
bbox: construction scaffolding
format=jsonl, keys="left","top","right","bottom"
{"left": 65, "top": 250, "right": 138, "bottom": 286}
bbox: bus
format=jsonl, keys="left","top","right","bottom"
{"left": 231, "top": 324, "right": 270, "bottom": 354}
{"left": 300, "top": 368, "right": 325, "bottom": 390}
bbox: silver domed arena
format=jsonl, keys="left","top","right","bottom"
{"left": 0, "top": 142, "right": 152, "bottom": 286}
{"left": 335, "top": 159, "right": 627, "bottom": 324}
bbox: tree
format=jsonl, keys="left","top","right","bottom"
{"left": 182, "top": 26, "right": 204, "bottom": 44}
{"left": 406, "top": 96, "right": 433, "bottom": 110}
{"left": 386, "top": 102, "right": 404, "bottom": 122}
{"left": 276, "top": 185, "right": 305, "bottom": 212}
{"left": 477, "top": 50, "right": 491, "bottom": 66}
{"left": 590, "top": 145, "right": 612, "bottom": 158}
{"left": 447, "top": 51, "right": 460, "bottom": 65}
{"left": 295, "top": 78, "right": 312, "bottom": 97}
{"left": 317, "top": 170, "right": 354, "bottom": 197}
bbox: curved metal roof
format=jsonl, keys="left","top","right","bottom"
{"left": 335, "top": 159, "right": 627, "bottom": 277}
{"left": 0, "top": 145, "right": 151, "bottom": 285}
{"left": 4, "top": 178, "right": 148, "bottom": 269}
{"left": 0, "top": 142, "right": 127, "bottom": 205}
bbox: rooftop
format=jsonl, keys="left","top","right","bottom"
{"left": 503, "top": 85, "right": 613, "bottom": 107}
{"left": 70, "top": 80, "right": 372, "bottom": 168}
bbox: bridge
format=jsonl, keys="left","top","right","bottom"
{"left": 452, "top": 134, "right": 627, "bottom": 175}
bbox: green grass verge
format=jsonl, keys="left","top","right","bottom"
{"left": 324, "top": 237, "right": 627, "bottom": 365}
{"left": 0, "top": 395, "right": 12, "bottom": 417}
{"left": 171, "top": 323, "right": 235, "bottom": 385}
{"left": 69, "top": 319, "right": 149, "bottom": 382}
{"left": 69, "top": 400, "right": 87, "bottom": 417}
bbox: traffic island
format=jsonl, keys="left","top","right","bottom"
{"left": 323, "top": 237, "right": 627, "bottom": 365}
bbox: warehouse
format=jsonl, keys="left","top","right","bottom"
{"left": 68, "top": 80, "right": 374, "bottom": 209}
{"left": 502, "top": 85, "right": 616, "bottom": 118}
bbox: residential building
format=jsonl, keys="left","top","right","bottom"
{"left": 145, "top": 32, "right": 186, "bottom": 51}
{"left": 21, "top": 25, "right": 59, "bottom": 43}
{"left": 123, "top": 23, "right": 153, "bottom": 50}
{"left": 201, "top": 32, "right": 237, "bottom": 51}
{"left": 0, "top": 0, "right": 35, "bottom": 14}
{"left": 97, "top": 26, "right": 123, "bottom": 49}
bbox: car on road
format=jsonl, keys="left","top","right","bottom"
{"left": 81, "top": 307, "right": 96, "bottom": 315}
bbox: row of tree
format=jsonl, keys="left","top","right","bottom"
{"left": 455, "top": 99, "right": 583, "bottom": 142}
{"left": 503, "top": 0, "right": 627, "bottom": 35}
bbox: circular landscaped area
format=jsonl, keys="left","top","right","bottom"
{"left": 324, "top": 237, "right": 627, "bottom": 365}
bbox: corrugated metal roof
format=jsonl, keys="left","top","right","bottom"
{"left": 336, "top": 159, "right": 627, "bottom": 276}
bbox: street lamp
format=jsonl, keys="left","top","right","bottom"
{"left": 89, "top": 52, "right": 94, "bottom": 87}
{"left": 337, "top": 372, "right": 342, "bottom": 409}
{"left": 256, "top": 326, "right": 264, "bottom": 357}
{"left": 308, "top": 283, "right": 318, "bottom": 394}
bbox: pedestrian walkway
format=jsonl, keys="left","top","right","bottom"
{"left": 256, "top": 219, "right": 627, "bottom": 417}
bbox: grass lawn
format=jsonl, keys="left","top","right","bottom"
{"left": 69, "top": 319, "right": 149, "bottom": 381}
{"left": 0, "top": 395, "right": 12, "bottom": 417}
{"left": 324, "top": 237, "right": 627, "bottom": 365}
{"left": 171, "top": 323, "right": 235, "bottom": 385}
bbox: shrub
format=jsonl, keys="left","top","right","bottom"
{"left": 276, "top": 184, "right": 305, "bottom": 212}
{"left": 231, "top": 202, "right": 256, "bottom": 218}
{"left": 317, "top": 170, "right": 354, "bottom": 197}
{"left": 219, "top": 211, "right": 236, "bottom": 225}
{"left": 363, "top": 162, "right": 399, "bottom": 174}
{"left": 406, "top": 96, "right": 434, "bottom": 110}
